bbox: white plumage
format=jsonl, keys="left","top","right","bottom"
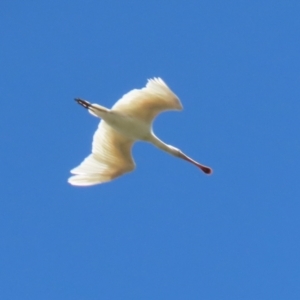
{"left": 69, "top": 78, "right": 212, "bottom": 186}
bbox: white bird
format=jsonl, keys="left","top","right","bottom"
{"left": 68, "top": 78, "right": 212, "bottom": 186}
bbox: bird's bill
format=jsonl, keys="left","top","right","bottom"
{"left": 178, "top": 151, "right": 213, "bottom": 175}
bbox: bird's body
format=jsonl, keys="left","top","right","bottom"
{"left": 101, "top": 110, "right": 152, "bottom": 141}
{"left": 69, "top": 78, "right": 212, "bottom": 186}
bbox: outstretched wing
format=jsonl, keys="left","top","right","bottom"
{"left": 111, "top": 78, "right": 183, "bottom": 124}
{"left": 68, "top": 121, "right": 135, "bottom": 186}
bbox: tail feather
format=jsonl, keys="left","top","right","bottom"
{"left": 75, "top": 98, "right": 109, "bottom": 117}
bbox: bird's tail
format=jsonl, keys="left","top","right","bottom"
{"left": 75, "top": 98, "right": 109, "bottom": 117}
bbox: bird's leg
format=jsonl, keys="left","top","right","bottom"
{"left": 74, "top": 98, "right": 92, "bottom": 109}
{"left": 178, "top": 151, "right": 213, "bottom": 175}
{"left": 74, "top": 98, "right": 109, "bottom": 118}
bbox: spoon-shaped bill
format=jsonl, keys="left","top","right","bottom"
{"left": 178, "top": 151, "right": 213, "bottom": 175}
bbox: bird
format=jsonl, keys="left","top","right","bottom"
{"left": 68, "top": 77, "right": 212, "bottom": 186}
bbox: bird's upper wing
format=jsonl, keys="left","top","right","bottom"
{"left": 111, "top": 78, "right": 183, "bottom": 124}
{"left": 68, "top": 121, "right": 135, "bottom": 186}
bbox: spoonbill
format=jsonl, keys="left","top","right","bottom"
{"left": 68, "top": 78, "right": 212, "bottom": 186}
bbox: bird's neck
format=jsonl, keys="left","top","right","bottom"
{"left": 149, "top": 134, "right": 179, "bottom": 157}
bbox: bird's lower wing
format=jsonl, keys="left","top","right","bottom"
{"left": 68, "top": 121, "right": 135, "bottom": 186}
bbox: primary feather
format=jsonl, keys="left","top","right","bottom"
{"left": 68, "top": 121, "right": 135, "bottom": 186}
{"left": 112, "top": 78, "right": 182, "bottom": 123}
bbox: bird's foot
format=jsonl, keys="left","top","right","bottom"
{"left": 74, "top": 98, "right": 91, "bottom": 109}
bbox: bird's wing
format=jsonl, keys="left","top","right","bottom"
{"left": 68, "top": 121, "right": 135, "bottom": 186}
{"left": 111, "top": 78, "right": 183, "bottom": 123}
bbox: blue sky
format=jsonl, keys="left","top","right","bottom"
{"left": 1, "top": 1, "right": 300, "bottom": 299}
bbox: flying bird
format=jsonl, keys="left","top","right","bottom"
{"left": 68, "top": 78, "right": 212, "bottom": 186}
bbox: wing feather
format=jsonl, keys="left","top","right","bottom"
{"left": 111, "top": 78, "right": 182, "bottom": 123}
{"left": 68, "top": 121, "right": 135, "bottom": 186}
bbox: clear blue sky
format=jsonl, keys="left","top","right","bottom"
{"left": 1, "top": 1, "right": 300, "bottom": 299}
